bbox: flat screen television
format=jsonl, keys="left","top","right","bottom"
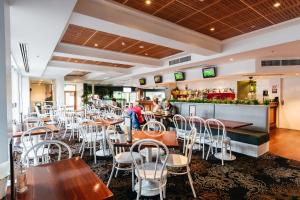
{"left": 139, "top": 78, "right": 146, "bottom": 85}
{"left": 154, "top": 75, "right": 162, "bottom": 83}
{"left": 202, "top": 67, "right": 216, "bottom": 78}
{"left": 174, "top": 72, "right": 185, "bottom": 81}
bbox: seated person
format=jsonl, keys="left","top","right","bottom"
{"left": 111, "top": 98, "right": 121, "bottom": 108}
{"left": 152, "top": 98, "right": 162, "bottom": 113}
{"left": 163, "top": 100, "right": 177, "bottom": 129}
{"left": 128, "top": 101, "right": 145, "bottom": 129}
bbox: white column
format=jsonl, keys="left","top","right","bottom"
{"left": 55, "top": 76, "right": 65, "bottom": 107}
{"left": 21, "top": 76, "right": 30, "bottom": 115}
{"left": 76, "top": 82, "right": 83, "bottom": 109}
{"left": 0, "top": 0, "right": 11, "bottom": 163}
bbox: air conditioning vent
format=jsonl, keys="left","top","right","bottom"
{"left": 19, "top": 43, "right": 29, "bottom": 72}
{"left": 169, "top": 55, "right": 191, "bottom": 66}
{"left": 261, "top": 59, "right": 300, "bottom": 67}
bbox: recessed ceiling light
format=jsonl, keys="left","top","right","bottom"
{"left": 210, "top": 27, "right": 215, "bottom": 32}
{"left": 139, "top": 45, "right": 144, "bottom": 49}
{"left": 94, "top": 43, "right": 99, "bottom": 47}
{"left": 74, "top": 60, "right": 78, "bottom": 63}
{"left": 273, "top": 2, "right": 280, "bottom": 7}
{"left": 296, "top": 73, "right": 299, "bottom": 76}
{"left": 121, "top": 42, "right": 126, "bottom": 46}
{"left": 145, "top": 0, "right": 151, "bottom": 5}
{"left": 229, "top": 58, "right": 234, "bottom": 61}
{"left": 145, "top": 53, "right": 148, "bottom": 56}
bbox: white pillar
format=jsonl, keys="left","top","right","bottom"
{"left": 0, "top": 0, "right": 11, "bottom": 163}
{"left": 55, "top": 76, "right": 65, "bottom": 107}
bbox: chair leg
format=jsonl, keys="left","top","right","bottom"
{"left": 159, "top": 187, "right": 163, "bottom": 200}
{"left": 187, "top": 167, "right": 197, "bottom": 198}
{"left": 131, "top": 164, "right": 135, "bottom": 191}
{"left": 136, "top": 179, "right": 142, "bottom": 200}
{"left": 79, "top": 141, "right": 84, "bottom": 153}
{"left": 81, "top": 142, "right": 85, "bottom": 158}
{"left": 63, "top": 129, "right": 67, "bottom": 138}
{"left": 93, "top": 140, "right": 97, "bottom": 164}
{"left": 206, "top": 144, "right": 211, "bottom": 160}
{"left": 107, "top": 162, "right": 116, "bottom": 187}
{"left": 115, "top": 163, "right": 120, "bottom": 178}
{"left": 221, "top": 143, "right": 224, "bottom": 166}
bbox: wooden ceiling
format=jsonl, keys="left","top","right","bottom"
{"left": 52, "top": 56, "right": 134, "bottom": 68}
{"left": 61, "top": 24, "right": 182, "bottom": 59}
{"left": 112, "top": 0, "right": 300, "bottom": 40}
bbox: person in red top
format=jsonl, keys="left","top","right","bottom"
{"left": 129, "top": 101, "right": 145, "bottom": 125}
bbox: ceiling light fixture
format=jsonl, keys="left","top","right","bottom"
{"left": 229, "top": 58, "right": 234, "bottom": 61}
{"left": 145, "top": 53, "right": 148, "bottom": 56}
{"left": 145, "top": 0, "right": 151, "bottom": 5}
{"left": 94, "top": 43, "right": 99, "bottom": 47}
{"left": 139, "top": 45, "right": 144, "bottom": 49}
{"left": 74, "top": 60, "right": 78, "bottom": 63}
{"left": 210, "top": 27, "right": 215, "bottom": 32}
{"left": 121, "top": 42, "right": 126, "bottom": 46}
{"left": 296, "top": 73, "right": 299, "bottom": 76}
{"left": 273, "top": 2, "right": 281, "bottom": 7}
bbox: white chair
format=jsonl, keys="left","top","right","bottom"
{"left": 163, "top": 128, "right": 197, "bottom": 198}
{"left": 63, "top": 115, "right": 80, "bottom": 141}
{"left": 21, "top": 127, "right": 54, "bottom": 165}
{"left": 205, "top": 119, "right": 233, "bottom": 165}
{"left": 141, "top": 121, "right": 166, "bottom": 160}
{"left": 144, "top": 112, "right": 156, "bottom": 122}
{"left": 173, "top": 114, "right": 189, "bottom": 152}
{"left": 22, "top": 140, "right": 72, "bottom": 167}
{"left": 106, "top": 131, "right": 142, "bottom": 191}
{"left": 142, "top": 121, "right": 166, "bottom": 134}
{"left": 78, "top": 123, "right": 104, "bottom": 164}
{"left": 130, "top": 139, "right": 169, "bottom": 200}
{"left": 189, "top": 116, "right": 208, "bottom": 159}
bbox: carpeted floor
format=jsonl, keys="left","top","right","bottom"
{"left": 16, "top": 132, "right": 300, "bottom": 200}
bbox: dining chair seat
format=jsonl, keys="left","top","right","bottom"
{"left": 79, "top": 132, "right": 104, "bottom": 143}
{"left": 115, "top": 152, "right": 142, "bottom": 164}
{"left": 140, "top": 147, "right": 164, "bottom": 159}
{"left": 163, "top": 154, "right": 188, "bottom": 168}
{"left": 135, "top": 162, "right": 168, "bottom": 180}
{"left": 23, "top": 147, "right": 49, "bottom": 159}
{"left": 212, "top": 135, "right": 231, "bottom": 144}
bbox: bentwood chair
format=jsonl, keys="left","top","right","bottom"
{"left": 205, "top": 119, "right": 232, "bottom": 165}
{"left": 163, "top": 128, "right": 197, "bottom": 198}
{"left": 106, "top": 131, "right": 142, "bottom": 191}
{"left": 22, "top": 140, "right": 72, "bottom": 167}
{"left": 21, "top": 127, "right": 54, "bottom": 166}
{"left": 130, "top": 139, "right": 169, "bottom": 200}
{"left": 143, "top": 112, "right": 156, "bottom": 123}
{"left": 189, "top": 116, "right": 208, "bottom": 159}
{"left": 172, "top": 114, "right": 188, "bottom": 152}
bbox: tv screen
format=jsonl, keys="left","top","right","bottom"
{"left": 139, "top": 78, "right": 146, "bottom": 85}
{"left": 154, "top": 75, "right": 162, "bottom": 83}
{"left": 202, "top": 67, "right": 216, "bottom": 78}
{"left": 174, "top": 72, "right": 185, "bottom": 81}
{"left": 123, "top": 87, "right": 132, "bottom": 93}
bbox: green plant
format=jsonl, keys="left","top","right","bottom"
{"left": 263, "top": 99, "right": 270, "bottom": 105}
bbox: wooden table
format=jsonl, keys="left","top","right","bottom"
{"left": 113, "top": 130, "right": 179, "bottom": 148}
{"left": 16, "top": 157, "right": 113, "bottom": 200}
{"left": 12, "top": 125, "right": 60, "bottom": 138}
{"left": 25, "top": 117, "right": 51, "bottom": 123}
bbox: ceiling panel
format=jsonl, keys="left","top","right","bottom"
{"left": 197, "top": 21, "right": 233, "bottom": 37}
{"left": 177, "top": 11, "right": 215, "bottom": 30}
{"left": 61, "top": 24, "right": 96, "bottom": 45}
{"left": 61, "top": 24, "right": 182, "bottom": 59}
{"left": 67, "top": 71, "right": 90, "bottom": 76}
{"left": 154, "top": 1, "right": 196, "bottom": 23}
{"left": 112, "top": 0, "right": 300, "bottom": 40}
{"left": 52, "top": 56, "right": 134, "bottom": 68}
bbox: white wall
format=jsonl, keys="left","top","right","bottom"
{"left": 0, "top": 0, "right": 11, "bottom": 163}
{"left": 21, "top": 76, "right": 30, "bottom": 115}
{"left": 279, "top": 76, "right": 300, "bottom": 130}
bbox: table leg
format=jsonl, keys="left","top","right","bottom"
{"left": 95, "top": 126, "right": 111, "bottom": 157}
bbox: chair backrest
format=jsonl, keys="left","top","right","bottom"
{"left": 130, "top": 139, "right": 169, "bottom": 180}
{"left": 22, "top": 140, "right": 72, "bottom": 167}
{"left": 189, "top": 116, "right": 206, "bottom": 134}
{"left": 106, "top": 130, "right": 126, "bottom": 158}
{"left": 21, "top": 126, "right": 54, "bottom": 152}
{"left": 205, "top": 118, "right": 226, "bottom": 139}
{"left": 142, "top": 121, "right": 166, "bottom": 133}
{"left": 144, "top": 113, "right": 156, "bottom": 122}
{"left": 173, "top": 114, "right": 187, "bottom": 132}
{"left": 183, "top": 128, "right": 197, "bottom": 163}
{"left": 79, "top": 122, "right": 100, "bottom": 142}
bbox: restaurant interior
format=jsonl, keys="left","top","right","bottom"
{"left": 1, "top": 0, "right": 300, "bottom": 199}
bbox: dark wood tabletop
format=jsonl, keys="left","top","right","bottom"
{"left": 25, "top": 117, "right": 51, "bottom": 123}
{"left": 184, "top": 117, "right": 253, "bottom": 129}
{"left": 16, "top": 157, "right": 113, "bottom": 200}
{"left": 113, "top": 130, "right": 179, "bottom": 148}
{"left": 12, "top": 125, "right": 60, "bottom": 138}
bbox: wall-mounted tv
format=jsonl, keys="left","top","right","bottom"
{"left": 123, "top": 87, "right": 132, "bottom": 93}
{"left": 139, "top": 78, "right": 146, "bottom": 85}
{"left": 154, "top": 75, "right": 163, "bottom": 83}
{"left": 202, "top": 67, "right": 216, "bottom": 78}
{"left": 174, "top": 72, "right": 185, "bottom": 81}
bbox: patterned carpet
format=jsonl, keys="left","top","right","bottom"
{"left": 16, "top": 132, "right": 300, "bottom": 200}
